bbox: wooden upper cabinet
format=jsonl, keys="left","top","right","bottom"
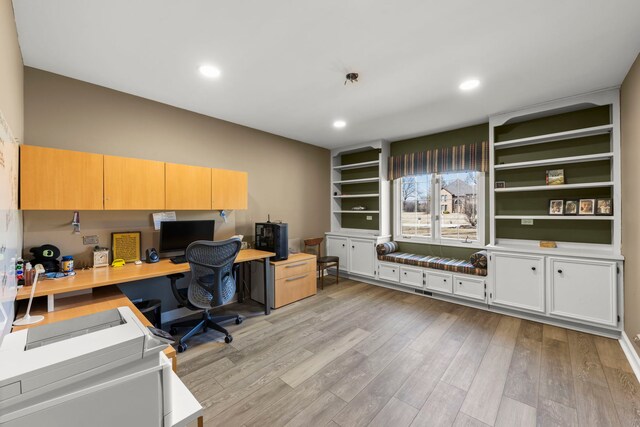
{"left": 20, "top": 145, "right": 104, "bottom": 210}
{"left": 165, "top": 163, "right": 212, "bottom": 210}
{"left": 211, "top": 168, "right": 248, "bottom": 210}
{"left": 104, "top": 155, "right": 165, "bottom": 210}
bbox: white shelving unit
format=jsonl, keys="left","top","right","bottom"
{"left": 489, "top": 89, "right": 621, "bottom": 255}
{"left": 333, "top": 193, "right": 380, "bottom": 199}
{"left": 333, "top": 210, "right": 380, "bottom": 214}
{"left": 332, "top": 160, "right": 380, "bottom": 170}
{"left": 332, "top": 177, "right": 380, "bottom": 185}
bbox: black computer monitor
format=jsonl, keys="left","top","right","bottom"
{"left": 159, "top": 220, "right": 215, "bottom": 254}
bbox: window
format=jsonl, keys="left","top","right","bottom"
{"left": 395, "top": 171, "right": 484, "bottom": 246}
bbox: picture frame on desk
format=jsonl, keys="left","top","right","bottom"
{"left": 111, "top": 231, "right": 142, "bottom": 263}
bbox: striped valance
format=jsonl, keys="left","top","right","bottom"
{"left": 388, "top": 141, "right": 489, "bottom": 180}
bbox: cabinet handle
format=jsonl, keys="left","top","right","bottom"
{"left": 404, "top": 272, "right": 407, "bottom": 275}
{"left": 444, "top": 279, "right": 447, "bottom": 282}
{"left": 285, "top": 262, "right": 307, "bottom": 268}
{"left": 557, "top": 269, "right": 563, "bottom": 274}
{"left": 342, "top": 244, "right": 345, "bottom": 247}
{"left": 286, "top": 274, "right": 308, "bottom": 282}
{"left": 531, "top": 267, "right": 536, "bottom": 271}
{"left": 459, "top": 281, "right": 463, "bottom": 285}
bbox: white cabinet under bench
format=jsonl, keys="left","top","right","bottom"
{"left": 326, "top": 232, "right": 390, "bottom": 279}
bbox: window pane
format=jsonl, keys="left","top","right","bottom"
{"left": 440, "top": 172, "right": 478, "bottom": 241}
{"left": 400, "top": 175, "right": 431, "bottom": 238}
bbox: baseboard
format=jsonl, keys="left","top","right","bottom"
{"left": 620, "top": 332, "right": 640, "bottom": 382}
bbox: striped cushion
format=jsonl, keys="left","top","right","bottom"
{"left": 376, "top": 241, "right": 399, "bottom": 256}
{"left": 378, "top": 252, "right": 487, "bottom": 277}
{"left": 469, "top": 251, "right": 488, "bottom": 268}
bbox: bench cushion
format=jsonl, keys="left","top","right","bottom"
{"left": 378, "top": 251, "right": 487, "bottom": 277}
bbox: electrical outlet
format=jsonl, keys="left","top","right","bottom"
{"left": 83, "top": 235, "right": 99, "bottom": 245}
{"left": 521, "top": 219, "right": 534, "bottom": 225}
{"left": 366, "top": 215, "right": 373, "bottom": 221}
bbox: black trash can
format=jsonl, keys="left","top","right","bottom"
{"left": 134, "top": 299, "right": 162, "bottom": 329}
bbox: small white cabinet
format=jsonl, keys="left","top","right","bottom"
{"left": 454, "top": 275, "right": 486, "bottom": 301}
{"left": 350, "top": 238, "right": 376, "bottom": 278}
{"left": 379, "top": 263, "right": 400, "bottom": 282}
{"left": 426, "top": 271, "right": 453, "bottom": 294}
{"left": 491, "top": 252, "right": 545, "bottom": 313}
{"left": 326, "top": 236, "right": 349, "bottom": 271}
{"left": 400, "top": 266, "right": 424, "bottom": 289}
{"left": 548, "top": 257, "right": 617, "bottom": 327}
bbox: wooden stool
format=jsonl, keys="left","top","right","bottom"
{"left": 303, "top": 237, "right": 339, "bottom": 289}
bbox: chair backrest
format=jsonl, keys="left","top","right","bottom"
{"left": 303, "top": 237, "right": 324, "bottom": 258}
{"left": 185, "top": 238, "right": 241, "bottom": 309}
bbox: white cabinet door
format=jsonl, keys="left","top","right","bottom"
{"left": 549, "top": 257, "right": 617, "bottom": 327}
{"left": 454, "top": 275, "right": 486, "bottom": 302}
{"left": 326, "top": 236, "right": 349, "bottom": 271}
{"left": 492, "top": 252, "right": 545, "bottom": 313}
{"left": 349, "top": 238, "right": 376, "bottom": 278}
{"left": 379, "top": 263, "right": 400, "bottom": 282}
{"left": 400, "top": 266, "right": 424, "bottom": 289}
{"left": 426, "top": 271, "right": 453, "bottom": 294}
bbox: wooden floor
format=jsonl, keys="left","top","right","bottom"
{"left": 177, "top": 277, "right": 640, "bottom": 427}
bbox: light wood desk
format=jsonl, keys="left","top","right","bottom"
{"left": 16, "top": 249, "right": 276, "bottom": 313}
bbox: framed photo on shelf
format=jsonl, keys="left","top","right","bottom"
{"left": 495, "top": 181, "right": 506, "bottom": 189}
{"left": 564, "top": 199, "right": 578, "bottom": 215}
{"left": 546, "top": 169, "right": 565, "bottom": 185}
{"left": 549, "top": 199, "right": 564, "bottom": 215}
{"left": 596, "top": 198, "right": 613, "bottom": 216}
{"left": 579, "top": 199, "right": 596, "bottom": 215}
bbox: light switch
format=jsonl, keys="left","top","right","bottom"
{"left": 366, "top": 216, "right": 373, "bottom": 221}
{"left": 521, "top": 219, "right": 534, "bottom": 225}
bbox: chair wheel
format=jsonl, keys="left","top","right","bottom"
{"left": 177, "top": 343, "right": 187, "bottom": 353}
{"left": 169, "top": 328, "right": 178, "bottom": 335}
{"left": 225, "top": 335, "right": 233, "bottom": 344}
{"left": 235, "top": 316, "right": 243, "bottom": 325}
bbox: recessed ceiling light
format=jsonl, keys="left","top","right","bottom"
{"left": 199, "top": 65, "right": 221, "bottom": 78}
{"left": 459, "top": 79, "right": 480, "bottom": 91}
{"left": 333, "top": 120, "right": 347, "bottom": 129}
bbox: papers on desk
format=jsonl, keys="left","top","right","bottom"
{"left": 153, "top": 211, "right": 177, "bottom": 230}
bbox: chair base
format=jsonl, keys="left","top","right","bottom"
{"left": 170, "top": 312, "right": 242, "bottom": 352}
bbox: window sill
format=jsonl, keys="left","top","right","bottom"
{"left": 393, "top": 236, "right": 486, "bottom": 250}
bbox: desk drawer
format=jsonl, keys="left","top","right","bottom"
{"left": 275, "top": 258, "right": 316, "bottom": 280}
{"left": 274, "top": 272, "right": 316, "bottom": 308}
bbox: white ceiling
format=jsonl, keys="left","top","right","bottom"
{"left": 12, "top": 1, "right": 640, "bottom": 149}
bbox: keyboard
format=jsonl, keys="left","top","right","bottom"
{"left": 170, "top": 255, "right": 187, "bottom": 264}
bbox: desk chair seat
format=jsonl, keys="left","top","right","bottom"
{"left": 304, "top": 238, "right": 339, "bottom": 290}
{"left": 169, "top": 238, "right": 243, "bottom": 353}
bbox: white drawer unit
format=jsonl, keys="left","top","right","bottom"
{"left": 491, "top": 252, "right": 545, "bottom": 313}
{"left": 548, "top": 257, "right": 618, "bottom": 327}
{"left": 326, "top": 235, "right": 349, "bottom": 271}
{"left": 454, "top": 275, "right": 486, "bottom": 302}
{"left": 378, "top": 262, "right": 400, "bottom": 282}
{"left": 426, "top": 271, "right": 453, "bottom": 294}
{"left": 400, "top": 266, "right": 424, "bottom": 289}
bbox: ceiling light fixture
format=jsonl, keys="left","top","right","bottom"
{"left": 333, "top": 120, "right": 347, "bottom": 129}
{"left": 199, "top": 65, "right": 221, "bottom": 78}
{"left": 459, "top": 79, "right": 480, "bottom": 91}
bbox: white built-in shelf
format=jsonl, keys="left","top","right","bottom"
{"left": 495, "top": 181, "right": 614, "bottom": 193}
{"left": 495, "top": 215, "right": 614, "bottom": 221}
{"left": 494, "top": 124, "right": 613, "bottom": 150}
{"left": 494, "top": 152, "right": 613, "bottom": 170}
{"left": 333, "top": 160, "right": 380, "bottom": 170}
{"left": 333, "top": 210, "right": 379, "bottom": 214}
{"left": 332, "top": 177, "right": 379, "bottom": 185}
{"left": 333, "top": 193, "right": 379, "bottom": 198}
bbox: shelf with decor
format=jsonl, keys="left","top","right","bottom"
{"left": 489, "top": 89, "right": 620, "bottom": 253}
{"left": 332, "top": 210, "right": 380, "bottom": 214}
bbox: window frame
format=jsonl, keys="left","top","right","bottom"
{"left": 393, "top": 171, "right": 485, "bottom": 249}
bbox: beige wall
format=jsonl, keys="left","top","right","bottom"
{"left": 0, "top": 0, "right": 23, "bottom": 141}
{"left": 622, "top": 53, "right": 640, "bottom": 347}
{"left": 23, "top": 67, "right": 330, "bottom": 267}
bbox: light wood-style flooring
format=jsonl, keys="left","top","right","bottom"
{"left": 177, "top": 277, "right": 640, "bottom": 427}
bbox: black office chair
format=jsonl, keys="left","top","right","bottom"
{"left": 169, "top": 238, "right": 243, "bottom": 353}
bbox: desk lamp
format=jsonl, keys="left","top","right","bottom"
{"left": 13, "top": 264, "right": 46, "bottom": 326}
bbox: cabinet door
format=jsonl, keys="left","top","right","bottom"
{"left": 492, "top": 252, "right": 544, "bottom": 313}
{"left": 454, "top": 275, "right": 486, "bottom": 302}
{"left": 326, "top": 236, "right": 348, "bottom": 271}
{"left": 104, "top": 155, "right": 165, "bottom": 210}
{"left": 549, "top": 258, "right": 617, "bottom": 327}
{"left": 211, "top": 169, "right": 248, "bottom": 210}
{"left": 426, "top": 271, "right": 453, "bottom": 294}
{"left": 378, "top": 263, "right": 399, "bottom": 282}
{"left": 349, "top": 238, "right": 375, "bottom": 278}
{"left": 400, "top": 266, "right": 424, "bottom": 289}
{"left": 165, "top": 163, "right": 211, "bottom": 210}
{"left": 20, "top": 146, "right": 104, "bottom": 210}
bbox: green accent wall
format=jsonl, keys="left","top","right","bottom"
{"left": 390, "top": 123, "right": 490, "bottom": 259}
